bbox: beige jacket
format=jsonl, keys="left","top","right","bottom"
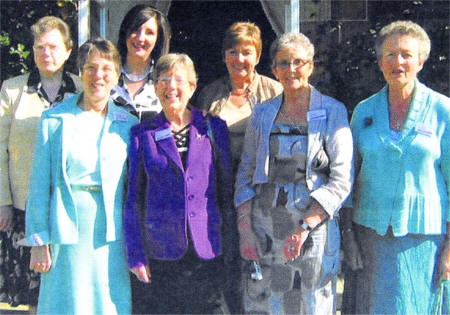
{"left": 0, "top": 71, "right": 81, "bottom": 210}
{"left": 197, "top": 72, "right": 282, "bottom": 115}
{"left": 197, "top": 72, "right": 282, "bottom": 170}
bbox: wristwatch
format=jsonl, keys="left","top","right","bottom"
{"left": 299, "top": 219, "right": 313, "bottom": 232}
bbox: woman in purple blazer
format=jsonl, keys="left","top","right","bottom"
{"left": 124, "top": 53, "right": 234, "bottom": 314}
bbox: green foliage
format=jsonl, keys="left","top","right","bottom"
{"left": 0, "top": 32, "right": 10, "bottom": 47}
{"left": 0, "top": 0, "right": 78, "bottom": 82}
{"left": 9, "top": 43, "right": 30, "bottom": 74}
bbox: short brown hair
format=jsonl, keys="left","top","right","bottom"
{"left": 78, "top": 37, "right": 121, "bottom": 75}
{"left": 31, "top": 16, "right": 73, "bottom": 50}
{"left": 222, "top": 22, "right": 262, "bottom": 59}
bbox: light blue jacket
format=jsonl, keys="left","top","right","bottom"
{"left": 352, "top": 81, "right": 450, "bottom": 236}
{"left": 21, "top": 94, "right": 138, "bottom": 246}
{"left": 235, "top": 86, "right": 354, "bottom": 217}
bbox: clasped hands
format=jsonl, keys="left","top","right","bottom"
{"left": 238, "top": 199, "right": 327, "bottom": 261}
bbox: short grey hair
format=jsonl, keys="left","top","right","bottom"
{"left": 375, "top": 20, "right": 431, "bottom": 62}
{"left": 153, "top": 53, "right": 198, "bottom": 85}
{"left": 270, "top": 32, "right": 315, "bottom": 66}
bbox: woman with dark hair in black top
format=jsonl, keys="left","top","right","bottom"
{"left": 112, "top": 4, "right": 171, "bottom": 122}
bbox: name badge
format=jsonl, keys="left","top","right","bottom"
{"left": 113, "top": 112, "right": 128, "bottom": 121}
{"left": 307, "top": 109, "right": 327, "bottom": 122}
{"left": 416, "top": 123, "right": 433, "bottom": 136}
{"left": 155, "top": 128, "right": 172, "bottom": 141}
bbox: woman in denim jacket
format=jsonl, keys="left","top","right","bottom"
{"left": 235, "top": 32, "right": 353, "bottom": 314}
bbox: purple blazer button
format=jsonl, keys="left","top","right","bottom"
{"left": 189, "top": 212, "right": 196, "bottom": 217}
{"left": 188, "top": 194, "right": 194, "bottom": 200}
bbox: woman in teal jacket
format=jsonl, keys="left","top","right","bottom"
{"left": 341, "top": 21, "right": 450, "bottom": 314}
{"left": 21, "top": 38, "right": 137, "bottom": 314}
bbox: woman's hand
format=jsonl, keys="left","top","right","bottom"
{"left": 237, "top": 201, "right": 260, "bottom": 260}
{"left": 435, "top": 240, "right": 450, "bottom": 284}
{"left": 30, "top": 245, "right": 52, "bottom": 273}
{"left": 131, "top": 264, "right": 151, "bottom": 283}
{"left": 284, "top": 226, "right": 309, "bottom": 260}
{"left": 0, "top": 205, "right": 13, "bottom": 231}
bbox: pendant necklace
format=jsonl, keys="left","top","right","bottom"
{"left": 122, "top": 63, "right": 151, "bottom": 82}
{"left": 389, "top": 103, "right": 409, "bottom": 131}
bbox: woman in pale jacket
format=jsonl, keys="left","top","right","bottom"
{"left": 235, "top": 32, "right": 353, "bottom": 314}
{"left": 0, "top": 16, "right": 81, "bottom": 309}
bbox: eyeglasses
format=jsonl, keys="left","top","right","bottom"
{"left": 275, "top": 58, "right": 311, "bottom": 70}
{"left": 33, "top": 44, "right": 62, "bottom": 53}
{"left": 158, "top": 76, "right": 187, "bottom": 86}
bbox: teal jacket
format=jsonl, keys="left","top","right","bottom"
{"left": 21, "top": 94, "right": 138, "bottom": 246}
{"left": 352, "top": 81, "right": 450, "bottom": 236}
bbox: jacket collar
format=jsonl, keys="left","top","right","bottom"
{"left": 150, "top": 107, "right": 206, "bottom": 171}
{"left": 373, "top": 80, "right": 429, "bottom": 150}
{"left": 26, "top": 67, "right": 77, "bottom": 104}
{"left": 47, "top": 93, "right": 134, "bottom": 123}
{"left": 266, "top": 85, "right": 322, "bottom": 117}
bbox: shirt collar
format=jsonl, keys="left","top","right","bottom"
{"left": 26, "top": 67, "right": 77, "bottom": 105}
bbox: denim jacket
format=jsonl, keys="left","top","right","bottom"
{"left": 235, "top": 86, "right": 353, "bottom": 217}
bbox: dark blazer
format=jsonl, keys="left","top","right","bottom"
{"left": 124, "top": 107, "right": 233, "bottom": 267}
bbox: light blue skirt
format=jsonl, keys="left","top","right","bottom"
{"left": 372, "top": 231, "right": 449, "bottom": 314}
{"left": 37, "top": 189, "right": 130, "bottom": 315}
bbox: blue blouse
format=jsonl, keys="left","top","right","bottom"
{"left": 351, "top": 80, "right": 450, "bottom": 236}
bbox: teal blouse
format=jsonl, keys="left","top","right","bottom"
{"left": 351, "top": 80, "right": 450, "bottom": 236}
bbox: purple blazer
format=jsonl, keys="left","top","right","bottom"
{"left": 124, "top": 107, "right": 233, "bottom": 268}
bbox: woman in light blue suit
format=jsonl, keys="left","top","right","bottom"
{"left": 21, "top": 38, "right": 138, "bottom": 315}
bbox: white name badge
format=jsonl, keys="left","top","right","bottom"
{"left": 307, "top": 109, "right": 327, "bottom": 122}
{"left": 113, "top": 112, "right": 128, "bottom": 121}
{"left": 416, "top": 123, "right": 433, "bottom": 136}
{"left": 155, "top": 128, "right": 172, "bottom": 141}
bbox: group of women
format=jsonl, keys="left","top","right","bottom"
{"left": 0, "top": 4, "right": 448, "bottom": 315}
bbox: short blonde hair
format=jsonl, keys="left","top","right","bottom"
{"left": 154, "top": 53, "right": 197, "bottom": 85}
{"left": 375, "top": 20, "right": 431, "bottom": 62}
{"left": 270, "top": 32, "right": 315, "bottom": 66}
{"left": 222, "top": 22, "right": 262, "bottom": 59}
{"left": 31, "top": 16, "right": 73, "bottom": 50}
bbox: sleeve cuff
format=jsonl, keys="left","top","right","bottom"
{"left": 17, "top": 231, "right": 50, "bottom": 247}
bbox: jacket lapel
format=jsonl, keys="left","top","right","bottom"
{"left": 152, "top": 114, "right": 184, "bottom": 171}
{"left": 307, "top": 87, "right": 327, "bottom": 164}
{"left": 374, "top": 81, "right": 428, "bottom": 155}
{"left": 47, "top": 95, "right": 79, "bottom": 194}
{"left": 186, "top": 109, "right": 208, "bottom": 170}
